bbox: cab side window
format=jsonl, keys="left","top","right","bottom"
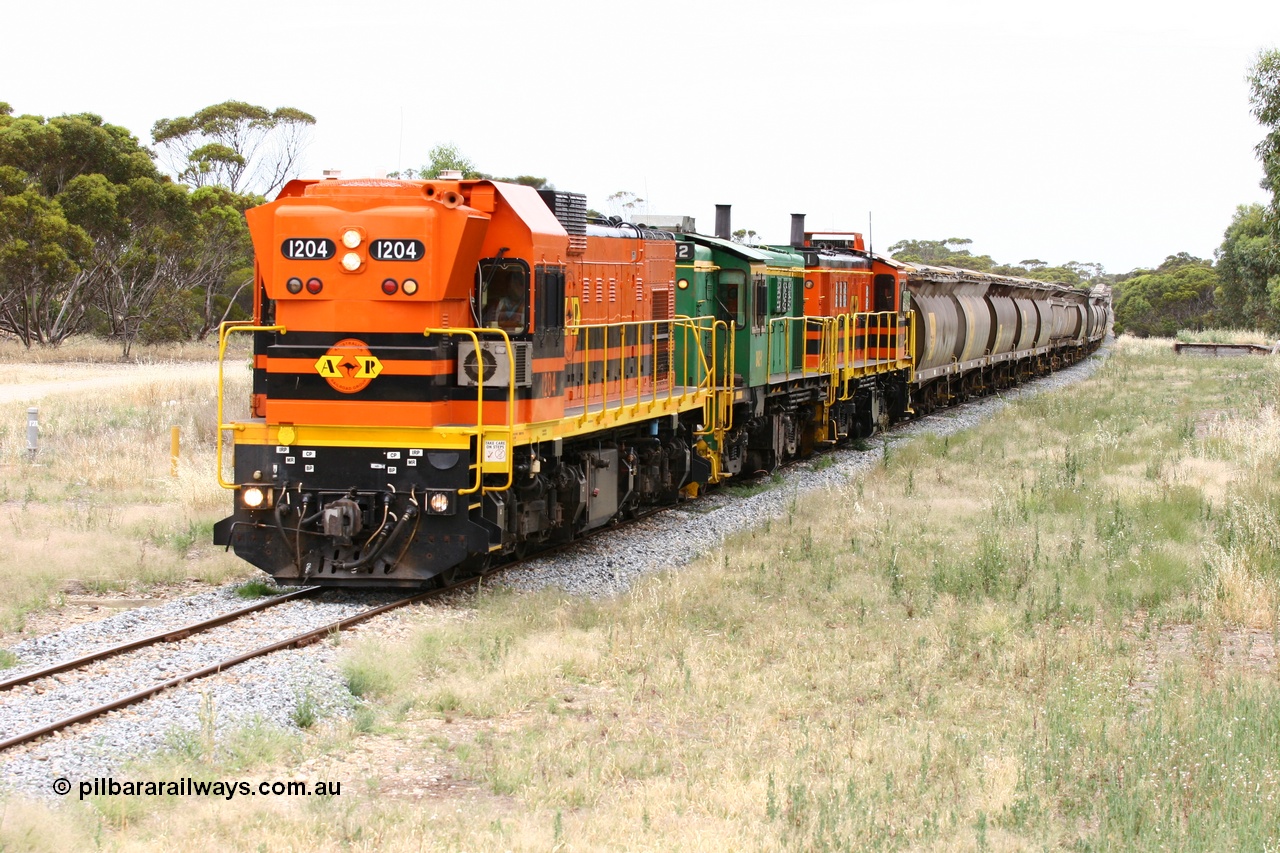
{"left": 479, "top": 260, "right": 529, "bottom": 333}
{"left": 753, "top": 274, "right": 768, "bottom": 332}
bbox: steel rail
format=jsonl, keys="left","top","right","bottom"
{"left": 0, "top": 579, "right": 483, "bottom": 752}
{"left": 0, "top": 587, "right": 322, "bottom": 692}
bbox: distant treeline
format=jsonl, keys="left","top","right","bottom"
{"left": 0, "top": 101, "right": 313, "bottom": 356}
{"left": 883, "top": 238, "right": 1225, "bottom": 339}
{"left": 4, "top": 49, "right": 1279, "bottom": 355}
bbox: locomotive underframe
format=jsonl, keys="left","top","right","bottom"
{"left": 717, "top": 371, "right": 910, "bottom": 477}
{"left": 214, "top": 412, "right": 714, "bottom": 588}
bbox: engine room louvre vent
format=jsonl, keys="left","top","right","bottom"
{"left": 513, "top": 343, "right": 532, "bottom": 386}
{"left": 537, "top": 190, "right": 588, "bottom": 256}
{"left": 652, "top": 287, "right": 672, "bottom": 321}
{"left": 653, "top": 286, "right": 672, "bottom": 377}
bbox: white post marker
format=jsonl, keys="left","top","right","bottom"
{"left": 26, "top": 407, "right": 38, "bottom": 459}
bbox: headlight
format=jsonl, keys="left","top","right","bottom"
{"left": 427, "top": 491, "right": 453, "bottom": 515}
{"left": 241, "top": 486, "right": 271, "bottom": 509}
{"left": 342, "top": 229, "right": 362, "bottom": 249}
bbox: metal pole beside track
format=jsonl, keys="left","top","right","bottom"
{"left": 26, "top": 407, "right": 38, "bottom": 460}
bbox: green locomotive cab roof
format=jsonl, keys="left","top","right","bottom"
{"left": 679, "top": 233, "right": 774, "bottom": 263}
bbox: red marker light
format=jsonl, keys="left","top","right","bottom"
{"left": 306, "top": 278, "right": 323, "bottom": 294}
{"left": 382, "top": 278, "right": 398, "bottom": 295}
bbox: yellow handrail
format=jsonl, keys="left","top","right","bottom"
{"left": 694, "top": 318, "right": 735, "bottom": 450}
{"left": 766, "top": 315, "right": 821, "bottom": 382}
{"left": 570, "top": 315, "right": 717, "bottom": 428}
{"left": 216, "top": 322, "right": 286, "bottom": 489}
{"left": 423, "top": 327, "right": 515, "bottom": 495}
{"left": 717, "top": 318, "right": 735, "bottom": 434}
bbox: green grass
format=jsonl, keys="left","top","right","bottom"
{"left": 234, "top": 578, "right": 283, "bottom": 599}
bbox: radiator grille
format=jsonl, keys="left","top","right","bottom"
{"left": 653, "top": 288, "right": 672, "bottom": 377}
{"left": 537, "top": 190, "right": 588, "bottom": 255}
{"left": 456, "top": 341, "right": 533, "bottom": 388}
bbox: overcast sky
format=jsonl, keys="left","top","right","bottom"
{"left": 3, "top": 0, "right": 1277, "bottom": 273}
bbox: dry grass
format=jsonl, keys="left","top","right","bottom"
{"left": 1175, "top": 328, "right": 1277, "bottom": 346}
{"left": 0, "top": 361, "right": 254, "bottom": 629}
{"left": 0, "top": 336, "right": 225, "bottom": 365}
{"left": 5, "top": 334, "right": 1280, "bottom": 850}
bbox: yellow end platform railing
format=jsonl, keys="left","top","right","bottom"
{"left": 216, "top": 322, "right": 285, "bottom": 489}
{"left": 570, "top": 315, "right": 721, "bottom": 428}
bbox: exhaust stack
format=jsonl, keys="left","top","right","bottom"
{"left": 790, "top": 213, "right": 806, "bottom": 249}
{"left": 715, "top": 204, "right": 731, "bottom": 240}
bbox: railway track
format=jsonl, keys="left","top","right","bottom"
{"left": 0, "top": 506, "right": 657, "bottom": 756}
{"left": 0, "top": 580, "right": 479, "bottom": 752}
{"left": 0, "top": 587, "right": 322, "bottom": 694}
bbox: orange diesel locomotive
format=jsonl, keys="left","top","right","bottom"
{"left": 214, "top": 177, "right": 719, "bottom": 586}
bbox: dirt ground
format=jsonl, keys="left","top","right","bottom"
{"left": 0, "top": 362, "right": 219, "bottom": 404}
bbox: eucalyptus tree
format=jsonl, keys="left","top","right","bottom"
{"left": 0, "top": 109, "right": 163, "bottom": 347}
{"left": 888, "top": 237, "right": 996, "bottom": 271}
{"left": 1211, "top": 50, "right": 1280, "bottom": 332}
{"left": 152, "top": 101, "right": 315, "bottom": 197}
{"left": 0, "top": 165, "right": 93, "bottom": 345}
{"left": 1249, "top": 48, "right": 1280, "bottom": 217}
{"left": 1112, "top": 255, "right": 1218, "bottom": 337}
{"left": 1216, "top": 203, "right": 1275, "bottom": 330}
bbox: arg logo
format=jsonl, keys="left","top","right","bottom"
{"left": 314, "top": 338, "right": 383, "bottom": 394}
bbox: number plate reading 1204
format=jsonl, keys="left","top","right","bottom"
{"left": 281, "top": 238, "right": 336, "bottom": 260}
{"left": 370, "top": 239, "right": 424, "bottom": 261}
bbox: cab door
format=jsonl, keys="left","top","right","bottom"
{"left": 717, "top": 268, "right": 747, "bottom": 386}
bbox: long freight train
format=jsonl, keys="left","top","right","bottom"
{"left": 213, "top": 176, "right": 1110, "bottom": 587}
